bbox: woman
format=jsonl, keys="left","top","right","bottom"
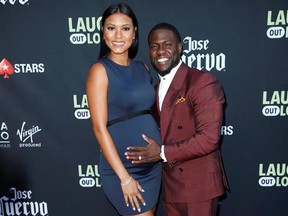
{"left": 86, "top": 3, "right": 162, "bottom": 216}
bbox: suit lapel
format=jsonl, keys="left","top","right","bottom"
{"left": 159, "top": 63, "right": 188, "bottom": 143}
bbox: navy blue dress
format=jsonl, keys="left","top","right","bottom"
{"left": 97, "top": 58, "right": 162, "bottom": 215}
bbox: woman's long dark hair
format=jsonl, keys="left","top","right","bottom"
{"left": 98, "top": 3, "right": 139, "bottom": 59}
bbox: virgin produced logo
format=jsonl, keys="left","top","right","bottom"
{"left": 16, "top": 122, "right": 42, "bottom": 148}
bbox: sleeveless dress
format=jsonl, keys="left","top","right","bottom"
{"left": 97, "top": 58, "right": 162, "bottom": 215}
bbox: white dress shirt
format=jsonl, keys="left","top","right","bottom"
{"left": 158, "top": 61, "right": 182, "bottom": 162}
{"left": 158, "top": 60, "right": 182, "bottom": 111}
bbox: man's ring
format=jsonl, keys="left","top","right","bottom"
{"left": 139, "top": 156, "right": 142, "bottom": 161}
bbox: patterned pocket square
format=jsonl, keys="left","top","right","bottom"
{"left": 175, "top": 96, "right": 186, "bottom": 105}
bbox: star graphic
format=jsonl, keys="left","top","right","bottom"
{"left": 1, "top": 63, "right": 9, "bottom": 71}
{"left": 0, "top": 58, "right": 15, "bottom": 78}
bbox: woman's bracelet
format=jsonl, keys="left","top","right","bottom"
{"left": 120, "top": 176, "right": 132, "bottom": 185}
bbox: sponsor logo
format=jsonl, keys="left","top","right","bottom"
{"left": 266, "top": 10, "right": 288, "bottom": 39}
{"left": 259, "top": 163, "right": 288, "bottom": 187}
{"left": 262, "top": 90, "right": 288, "bottom": 117}
{"left": 221, "top": 125, "right": 233, "bottom": 136}
{"left": 78, "top": 165, "right": 101, "bottom": 188}
{"left": 0, "top": 58, "right": 14, "bottom": 79}
{"left": 0, "top": 58, "right": 45, "bottom": 79}
{"left": 0, "top": 122, "right": 10, "bottom": 148}
{"left": 0, "top": 0, "right": 29, "bottom": 5}
{"left": 182, "top": 36, "right": 226, "bottom": 72}
{"left": 0, "top": 187, "right": 48, "bottom": 216}
{"left": 16, "top": 122, "right": 42, "bottom": 148}
{"left": 73, "top": 94, "right": 90, "bottom": 119}
{"left": 14, "top": 63, "right": 44, "bottom": 74}
{"left": 68, "top": 17, "right": 102, "bottom": 45}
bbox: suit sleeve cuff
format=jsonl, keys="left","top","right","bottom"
{"left": 160, "top": 145, "right": 167, "bottom": 162}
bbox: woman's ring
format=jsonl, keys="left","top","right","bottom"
{"left": 139, "top": 156, "right": 142, "bottom": 161}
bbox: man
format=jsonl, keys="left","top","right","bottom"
{"left": 125, "top": 23, "right": 228, "bottom": 216}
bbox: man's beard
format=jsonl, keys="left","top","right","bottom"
{"left": 151, "top": 62, "right": 174, "bottom": 77}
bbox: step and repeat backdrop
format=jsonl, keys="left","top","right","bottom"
{"left": 0, "top": 0, "right": 287, "bottom": 215}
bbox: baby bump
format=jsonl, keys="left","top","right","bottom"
{"left": 108, "top": 115, "right": 161, "bottom": 160}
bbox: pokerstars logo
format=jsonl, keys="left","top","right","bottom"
{"left": 221, "top": 125, "right": 233, "bottom": 136}
{"left": 0, "top": 58, "right": 45, "bottom": 79}
{"left": 259, "top": 163, "right": 288, "bottom": 187}
{"left": 0, "top": 0, "right": 29, "bottom": 5}
{"left": 73, "top": 94, "right": 90, "bottom": 119}
{"left": 262, "top": 90, "right": 288, "bottom": 117}
{"left": 68, "top": 16, "right": 102, "bottom": 45}
{"left": 266, "top": 10, "right": 288, "bottom": 39}
{"left": 182, "top": 36, "right": 226, "bottom": 72}
{"left": 0, "top": 58, "right": 14, "bottom": 78}
{"left": 78, "top": 165, "right": 101, "bottom": 188}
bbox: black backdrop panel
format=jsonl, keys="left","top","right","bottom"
{"left": 1, "top": 0, "right": 288, "bottom": 215}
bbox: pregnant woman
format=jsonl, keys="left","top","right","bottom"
{"left": 86, "top": 3, "right": 162, "bottom": 216}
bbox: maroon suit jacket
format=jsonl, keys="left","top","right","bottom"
{"left": 156, "top": 63, "right": 228, "bottom": 202}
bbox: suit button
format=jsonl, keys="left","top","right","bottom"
{"left": 177, "top": 126, "right": 183, "bottom": 129}
{"left": 179, "top": 168, "right": 183, "bottom": 172}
